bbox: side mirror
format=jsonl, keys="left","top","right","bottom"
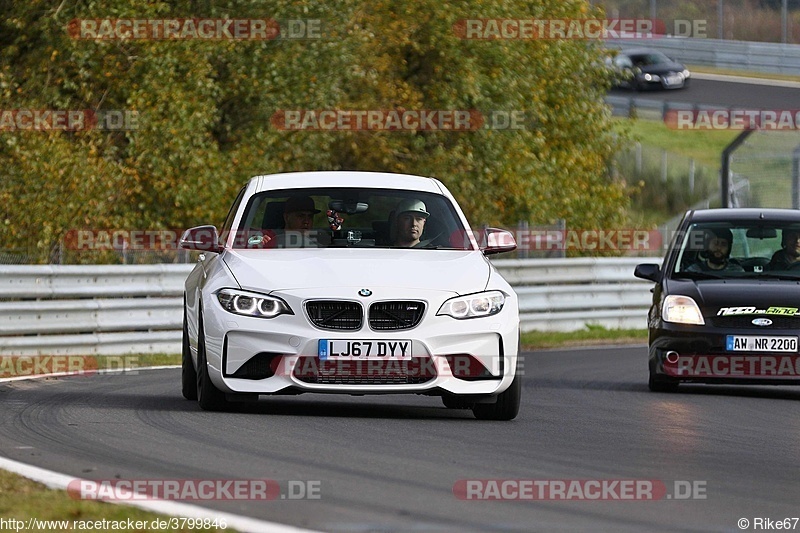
{"left": 634, "top": 263, "right": 661, "bottom": 282}
{"left": 481, "top": 228, "right": 517, "bottom": 255}
{"left": 179, "top": 225, "right": 222, "bottom": 253}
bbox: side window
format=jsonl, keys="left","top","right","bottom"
{"left": 219, "top": 186, "right": 247, "bottom": 247}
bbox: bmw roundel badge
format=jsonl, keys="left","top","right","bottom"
{"left": 358, "top": 289, "right": 372, "bottom": 297}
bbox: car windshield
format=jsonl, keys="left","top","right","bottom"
{"left": 673, "top": 222, "right": 800, "bottom": 279}
{"left": 230, "top": 187, "right": 474, "bottom": 250}
{"left": 629, "top": 51, "right": 670, "bottom": 66}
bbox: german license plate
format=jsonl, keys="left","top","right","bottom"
{"left": 318, "top": 339, "right": 412, "bottom": 360}
{"left": 664, "top": 75, "right": 681, "bottom": 86}
{"left": 726, "top": 335, "right": 798, "bottom": 352}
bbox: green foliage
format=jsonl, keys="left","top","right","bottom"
{"left": 0, "top": 0, "right": 629, "bottom": 263}
{"left": 620, "top": 151, "right": 716, "bottom": 218}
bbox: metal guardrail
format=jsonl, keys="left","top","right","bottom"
{"left": 497, "top": 257, "right": 656, "bottom": 332}
{"left": 606, "top": 37, "right": 800, "bottom": 76}
{"left": 605, "top": 94, "right": 738, "bottom": 119}
{"left": 0, "top": 265, "right": 189, "bottom": 355}
{"left": 0, "top": 259, "right": 658, "bottom": 355}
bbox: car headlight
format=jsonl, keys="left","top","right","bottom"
{"left": 662, "top": 295, "right": 704, "bottom": 325}
{"left": 643, "top": 73, "right": 660, "bottom": 82}
{"left": 216, "top": 289, "right": 293, "bottom": 319}
{"left": 437, "top": 291, "right": 505, "bottom": 319}
{"left": 682, "top": 69, "right": 690, "bottom": 79}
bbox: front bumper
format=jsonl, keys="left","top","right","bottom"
{"left": 200, "top": 287, "right": 519, "bottom": 396}
{"left": 650, "top": 322, "right": 800, "bottom": 385}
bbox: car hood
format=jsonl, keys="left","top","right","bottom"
{"left": 222, "top": 249, "right": 490, "bottom": 295}
{"left": 667, "top": 278, "right": 800, "bottom": 314}
{"left": 639, "top": 61, "right": 685, "bottom": 74}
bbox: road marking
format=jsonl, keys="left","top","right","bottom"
{"left": 0, "top": 366, "right": 325, "bottom": 531}
{"left": 0, "top": 365, "right": 180, "bottom": 384}
{"left": 691, "top": 72, "right": 800, "bottom": 88}
{"left": 0, "top": 455, "right": 323, "bottom": 533}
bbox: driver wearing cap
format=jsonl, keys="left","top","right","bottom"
{"left": 393, "top": 198, "right": 429, "bottom": 247}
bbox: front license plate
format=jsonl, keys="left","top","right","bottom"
{"left": 318, "top": 339, "right": 412, "bottom": 360}
{"left": 726, "top": 335, "right": 798, "bottom": 353}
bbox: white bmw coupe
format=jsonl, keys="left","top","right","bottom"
{"left": 180, "top": 171, "right": 521, "bottom": 420}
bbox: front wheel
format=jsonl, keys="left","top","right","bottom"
{"left": 472, "top": 373, "right": 521, "bottom": 421}
{"left": 181, "top": 308, "right": 198, "bottom": 400}
{"left": 196, "top": 313, "right": 230, "bottom": 411}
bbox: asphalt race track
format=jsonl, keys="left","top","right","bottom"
{"left": 609, "top": 74, "right": 800, "bottom": 109}
{"left": 2, "top": 346, "right": 800, "bottom": 532}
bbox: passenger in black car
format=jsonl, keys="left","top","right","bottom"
{"left": 686, "top": 228, "right": 744, "bottom": 272}
{"left": 768, "top": 228, "right": 800, "bottom": 269}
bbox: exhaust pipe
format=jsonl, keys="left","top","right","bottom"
{"left": 665, "top": 351, "right": 679, "bottom": 364}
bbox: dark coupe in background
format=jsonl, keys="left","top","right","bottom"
{"left": 608, "top": 48, "right": 691, "bottom": 90}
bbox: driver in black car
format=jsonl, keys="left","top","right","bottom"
{"left": 768, "top": 228, "right": 800, "bottom": 270}
{"left": 686, "top": 228, "right": 744, "bottom": 272}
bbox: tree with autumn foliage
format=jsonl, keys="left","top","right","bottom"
{"left": 0, "top": 0, "right": 627, "bottom": 263}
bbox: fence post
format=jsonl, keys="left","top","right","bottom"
{"left": 792, "top": 145, "right": 800, "bottom": 209}
{"left": 721, "top": 130, "right": 753, "bottom": 208}
{"left": 518, "top": 220, "right": 528, "bottom": 259}
{"left": 555, "top": 218, "right": 566, "bottom": 259}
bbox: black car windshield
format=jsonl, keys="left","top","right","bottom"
{"left": 674, "top": 222, "right": 800, "bottom": 279}
{"left": 230, "top": 187, "right": 475, "bottom": 250}
{"left": 628, "top": 51, "right": 671, "bottom": 66}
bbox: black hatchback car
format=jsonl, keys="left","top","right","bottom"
{"left": 635, "top": 208, "right": 800, "bottom": 392}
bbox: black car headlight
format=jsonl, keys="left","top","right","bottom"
{"left": 216, "top": 289, "right": 293, "bottom": 319}
{"left": 437, "top": 291, "right": 505, "bottom": 319}
{"left": 662, "top": 295, "right": 704, "bottom": 325}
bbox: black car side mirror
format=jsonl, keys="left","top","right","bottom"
{"left": 634, "top": 263, "right": 661, "bottom": 282}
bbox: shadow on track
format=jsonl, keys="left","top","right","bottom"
{"left": 533, "top": 377, "right": 800, "bottom": 401}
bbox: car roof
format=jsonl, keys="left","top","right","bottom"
{"left": 687, "top": 208, "right": 800, "bottom": 223}
{"left": 247, "top": 171, "right": 444, "bottom": 194}
{"left": 619, "top": 48, "right": 664, "bottom": 56}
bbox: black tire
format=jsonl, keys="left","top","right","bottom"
{"left": 196, "top": 312, "right": 230, "bottom": 411}
{"left": 181, "top": 305, "right": 198, "bottom": 400}
{"left": 648, "top": 373, "right": 679, "bottom": 393}
{"left": 472, "top": 372, "right": 521, "bottom": 421}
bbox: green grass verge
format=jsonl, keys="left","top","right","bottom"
{"left": 521, "top": 327, "right": 648, "bottom": 350}
{"left": 620, "top": 117, "right": 738, "bottom": 169}
{"left": 0, "top": 470, "right": 232, "bottom": 532}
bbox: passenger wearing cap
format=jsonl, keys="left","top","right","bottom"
{"left": 393, "top": 198, "right": 429, "bottom": 247}
{"left": 283, "top": 195, "right": 321, "bottom": 230}
{"left": 686, "top": 228, "right": 744, "bottom": 272}
{"left": 253, "top": 195, "right": 320, "bottom": 248}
